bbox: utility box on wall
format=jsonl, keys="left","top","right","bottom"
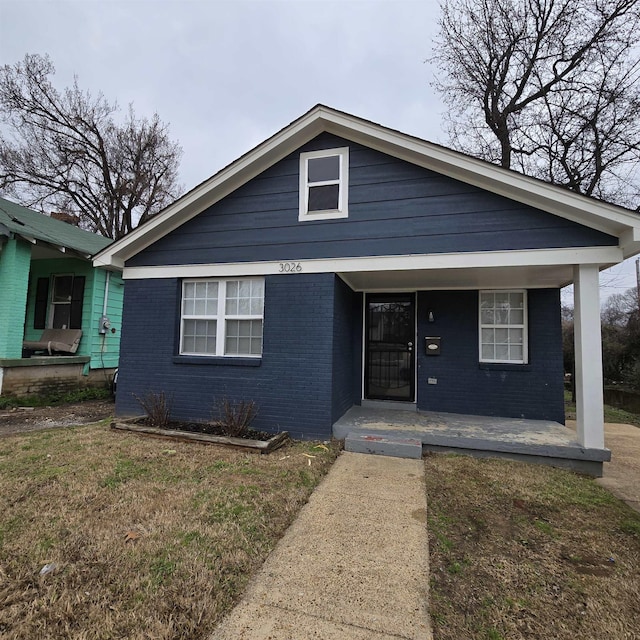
{"left": 425, "top": 336, "right": 441, "bottom": 356}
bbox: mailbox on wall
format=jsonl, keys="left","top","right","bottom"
{"left": 425, "top": 336, "right": 441, "bottom": 356}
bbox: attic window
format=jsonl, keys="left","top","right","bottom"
{"left": 299, "top": 147, "right": 349, "bottom": 221}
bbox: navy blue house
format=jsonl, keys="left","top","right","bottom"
{"left": 95, "top": 106, "right": 640, "bottom": 458}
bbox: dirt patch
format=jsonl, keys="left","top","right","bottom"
{"left": 426, "top": 453, "right": 640, "bottom": 640}
{"left": 0, "top": 400, "right": 113, "bottom": 436}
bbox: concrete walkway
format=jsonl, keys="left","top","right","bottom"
{"left": 211, "top": 452, "right": 432, "bottom": 640}
{"left": 597, "top": 422, "right": 640, "bottom": 513}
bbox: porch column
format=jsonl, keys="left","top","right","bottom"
{"left": 573, "top": 264, "right": 605, "bottom": 449}
{"left": 0, "top": 237, "right": 31, "bottom": 360}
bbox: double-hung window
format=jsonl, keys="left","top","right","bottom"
{"left": 479, "top": 290, "right": 527, "bottom": 364}
{"left": 180, "top": 278, "right": 264, "bottom": 357}
{"left": 33, "top": 274, "right": 85, "bottom": 330}
{"left": 299, "top": 147, "right": 349, "bottom": 221}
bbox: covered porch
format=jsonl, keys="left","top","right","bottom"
{"left": 333, "top": 404, "right": 610, "bottom": 476}
{"left": 0, "top": 198, "right": 122, "bottom": 397}
{"left": 330, "top": 250, "right": 615, "bottom": 469}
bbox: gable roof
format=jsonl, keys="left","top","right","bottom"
{"left": 0, "top": 196, "right": 112, "bottom": 258}
{"left": 93, "top": 104, "right": 640, "bottom": 270}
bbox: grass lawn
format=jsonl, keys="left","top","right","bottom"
{"left": 426, "top": 454, "right": 640, "bottom": 640}
{"left": 564, "top": 390, "right": 640, "bottom": 427}
{"left": 0, "top": 422, "right": 340, "bottom": 639}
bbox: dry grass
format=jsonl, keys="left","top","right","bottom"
{"left": 0, "top": 422, "right": 340, "bottom": 639}
{"left": 426, "top": 454, "right": 640, "bottom": 640}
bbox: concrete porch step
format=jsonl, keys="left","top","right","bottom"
{"left": 345, "top": 432, "right": 423, "bottom": 459}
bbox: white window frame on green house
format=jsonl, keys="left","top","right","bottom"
{"left": 479, "top": 290, "right": 528, "bottom": 364}
{"left": 180, "top": 277, "right": 264, "bottom": 357}
{"left": 299, "top": 147, "right": 349, "bottom": 221}
{"left": 48, "top": 273, "right": 75, "bottom": 329}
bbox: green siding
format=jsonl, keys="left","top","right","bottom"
{"left": 24, "top": 259, "right": 122, "bottom": 369}
{"left": 0, "top": 238, "right": 31, "bottom": 359}
{"left": 85, "top": 269, "right": 123, "bottom": 369}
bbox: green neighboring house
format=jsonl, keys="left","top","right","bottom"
{"left": 0, "top": 196, "right": 123, "bottom": 396}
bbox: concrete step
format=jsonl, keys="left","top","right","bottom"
{"left": 345, "top": 432, "right": 423, "bottom": 459}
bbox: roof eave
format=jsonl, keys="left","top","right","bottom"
{"left": 319, "top": 110, "right": 638, "bottom": 238}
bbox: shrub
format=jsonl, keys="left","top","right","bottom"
{"left": 213, "top": 398, "right": 258, "bottom": 438}
{"left": 134, "top": 391, "right": 173, "bottom": 429}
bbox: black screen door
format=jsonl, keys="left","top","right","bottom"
{"left": 365, "top": 294, "right": 415, "bottom": 402}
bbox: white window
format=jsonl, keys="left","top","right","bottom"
{"left": 50, "top": 274, "right": 74, "bottom": 328}
{"left": 180, "top": 278, "right": 264, "bottom": 357}
{"left": 299, "top": 147, "right": 349, "bottom": 221}
{"left": 479, "top": 290, "right": 527, "bottom": 364}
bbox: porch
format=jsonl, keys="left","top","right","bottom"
{"left": 333, "top": 404, "right": 611, "bottom": 477}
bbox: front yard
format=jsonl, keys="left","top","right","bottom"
{"left": 426, "top": 454, "right": 640, "bottom": 640}
{"left": 0, "top": 422, "right": 339, "bottom": 639}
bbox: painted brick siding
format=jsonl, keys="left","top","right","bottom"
{"left": 331, "top": 276, "right": 359, "bottom": 423}
{"left": 416, "top": 289, "right": 564, "bottom": 422}
{"left": 116, "top": 273, "right": 339, "bottom": 440}
{"left": 0, "top": 238, "right": 31, "bottom": 359}
{"left": 129, "top": 132, "right": 617, "bottom": 268}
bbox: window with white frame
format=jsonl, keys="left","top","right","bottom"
{"left": 180, "top": 278, "right": 264, "bottom": 357}
{"left": 479, "top": 290, "right": 527, "bottom": 364}
{"left": 299, "top": 147, "right": 349, "bottom": 221}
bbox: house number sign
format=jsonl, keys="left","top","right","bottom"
{"left": 278, "top": 262, "right": 302, "bottom": 273}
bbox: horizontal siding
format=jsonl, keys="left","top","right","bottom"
{"left": 24, "top": 258, "right": 94, "bottom": 356}
{"left": 86, "top": 270, "right": 123, "bottom": 370}
{"left": 129, "top": 132, "right": 617, "bottom": 268}
{"left": 23, "top": 261, "right": 122, "bottom": 370}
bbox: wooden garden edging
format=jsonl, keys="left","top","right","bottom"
{"left": 111, "top": 420, "right": 289, "bottom": 453}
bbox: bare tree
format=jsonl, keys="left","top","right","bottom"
{"left": 0, "top": 54, "right": 183, "bottom": 239}
{"left": 431, "top": 0, "right": 640, "bottom": 208}
{"left": 601, "top": 287, "right": 640, "bottom": 385}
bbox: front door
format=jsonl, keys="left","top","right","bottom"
{"left": 364, "top": 293, "right": 415, "bottom": 402}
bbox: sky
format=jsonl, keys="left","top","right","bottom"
{"left": 0, "top": 0, "right": 637, "bottom": 301}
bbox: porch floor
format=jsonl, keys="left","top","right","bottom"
{"left": 333, "top": 405, "right": 611, "bottom": 476}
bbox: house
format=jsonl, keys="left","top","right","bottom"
{"left": 0, "top": 197, "right": 123, "bottom": 396}
{"left": 94, "top": 105, "right": 640, "bottom": 474}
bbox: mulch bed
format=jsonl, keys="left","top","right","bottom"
{"left": 111, "top": 418, "right": 289, "bottom": 453}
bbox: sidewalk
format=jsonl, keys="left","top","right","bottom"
{"left": 597, "top": 422, "right": 640, "bottom": 513}
{"left": 211, "top": 452, "right": 432, "bottom": 640}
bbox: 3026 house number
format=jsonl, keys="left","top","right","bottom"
{"left": 279, "top": 262, "right": 302, "bottom": 273}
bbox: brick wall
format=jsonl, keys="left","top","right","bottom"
{"left": 0, "top": 361, "right": 111, "bottom": 397}
{"left": 331, "top": 276, "right": 359, "bottom": 423}
{"left": 116, "top": 273, "right": 339, "bottom": 439}
{"left": 416, "top": 289, "right": 564, "bottom": 422}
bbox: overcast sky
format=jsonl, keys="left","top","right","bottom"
{"left": 1, "top": 0, "right": 637, "bottom": 299}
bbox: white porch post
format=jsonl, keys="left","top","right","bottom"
{"left": 573, "top": 264, "right": 605, "bottom": 449}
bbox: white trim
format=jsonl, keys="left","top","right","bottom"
{"left": 361, "top": 295, "right": 366, "bottom": 401}
{"left": 48, "top": 273, "right": 75, "bottom": 329}
{"left": 573, "top": 265, "right": 605, "bottom": 449}
{"left": 478, "top": 290, "right": 528, "bottom": 364}
{"left": 122, "top": 246, "right": 622, "bottom": 280}
{"left": 93, "top": 105, "right": 640, "bottom": 270}
{"left": 299, "top": 147, "right": 349, "bottom": 221}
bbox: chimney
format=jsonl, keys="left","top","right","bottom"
{"left": 50, "top": 211, "right": 80, "bottom": 226}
